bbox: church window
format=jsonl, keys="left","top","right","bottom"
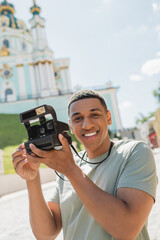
{"left": 5, "top": 88, "right": 13, "bottom": 102}
{"left": 22, "top": 42, "right": 26, "bottom": 50}
{"left": 2, "top": 22, "right": 6, "bottom": 26}
{"left": 53, "top": 68, "right": 60, "bottom": 80}
{"left": 3, "top": 39, "right": 9, "bottom": 48}
{"left": 4, "top": 70, "right": 10, "bottom": 77}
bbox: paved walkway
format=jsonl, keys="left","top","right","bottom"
{"left": 0, "top": 167, "right": 56, "bottom": 196}
{"left": 0, "top": 148, "right": 159, "bottom": 240}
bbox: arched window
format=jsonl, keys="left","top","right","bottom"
{"left": 3, "top": 39, "right": 9, "bottom": 48}
{"left": 2, "top": 22, "right": 6, "bottom": 26}
{"left": 5, "top": 88, "right": 13, "bottom": 102}
{"left": 22, "top": 42, "right": 26, "bottom": 50}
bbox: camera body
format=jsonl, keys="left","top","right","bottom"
{"left": 20, "top": 105, "right": 72, "bottom": 154}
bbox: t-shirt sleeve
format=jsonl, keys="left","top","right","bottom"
{"left": 48, "top": 178, "right": 60, "bottom": 204}
{"left": 117, "top": 142, "right": 157, "bottom": 201}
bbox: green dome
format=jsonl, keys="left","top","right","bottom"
{"left": 0, "top": 0, "right": 27, "bottom": 30}
{"left": 30, "top": 0, "right": 41, "bottom": 16}
{"left": 0, "top": 0, "right": 15, "bottom": 15}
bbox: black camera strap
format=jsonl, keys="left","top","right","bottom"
{"left": 75, "top": 141, "right": 114, "bottom": 165}
{"left": 55, "top": 141, "right": 114, "bottom": 181}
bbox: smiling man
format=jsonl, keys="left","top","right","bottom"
{"left": 12, "top": 90, "right": 157, "bottom": 240}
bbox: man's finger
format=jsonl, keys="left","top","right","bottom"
{"left": 12, "top": 155, "right": 27, "bottom": 169}
{"left": 16, "top": 143, "right": 25, "bottom": 150}
{"left": 29, "top": 144, "right": 46, "bottom": 158}
{"left": 58, "top": 134, "right": 70, "bottom": 150}
{"left": 12, "top": 148, "right": 26, "bottom": 159}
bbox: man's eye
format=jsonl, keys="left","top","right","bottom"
{"left": 91, "top": 113, "right": 99, "bottom": 117}
{"left": 73, "top": 117, "right": 81, "bottom": 122}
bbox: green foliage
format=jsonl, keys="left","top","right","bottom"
{"left": 0, "top": 114, "right": 27, "bottom": 174}
{"left": 136, "top": 112, "right": 155, "bottom": 125}
{"left": 3, "top": 145, "right": 17, "bottom": 174}
{"left": 153, "top": 86, "right": 160, "bottom": 104}
{"left": 135, "top": 85, "right": 160, "bottom": 125}
{"left": 0, "top": 114, "right": 27, "bottom": 149}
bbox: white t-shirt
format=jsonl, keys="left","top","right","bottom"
{"left": 49, "top": 140, "right": 157, "bottom": 240}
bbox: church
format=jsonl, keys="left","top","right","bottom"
{"left": 0, "top": 0, "right": 122, "bottom": 133}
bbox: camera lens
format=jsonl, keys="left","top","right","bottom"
{"left": 39, "top": 127, "right": 45, "bottom": 135}
{"left": 46, "top": 121, "right": 53, "bottom": 130}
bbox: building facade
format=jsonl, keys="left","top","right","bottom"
{"left": 0, "top": 0, "right": 122, "bottom": 133}
{"left": 0, "top": 0, "right": 71, "bottom": 102}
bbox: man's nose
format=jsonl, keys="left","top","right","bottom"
{"left": 82, "top": 117, "right": 94, "bottom": 129}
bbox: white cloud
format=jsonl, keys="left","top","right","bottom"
{"left": 129, "top": 74, "right": 143, "bottom": 81}
{"left": 93, "top": 0, "right": 112, "bottom": 14}
{"left": 138, "top": 25, "right": 147, "bottom": 33}
{"left": 141, "top": 58, "right": 160, "bottom": 76}
{"left": 155, "top": 25, "right": 160, "bottom": 39}
{"left": 103, "top": 0, "right": 112, "bottom": 6}
{"left": 119, "top": 101, "right": 133, "bottom": 110}
{"left": 93, "top": 7, "right": 101, "bottom": 14}
{"left": 155, "top": 24, "right": 160, "bottom": 32}
{"left": 152, "top": 2, "right": 160, "bottom": 12}
{"left": 156, "top": 51, "right": 160, "bottom": 56}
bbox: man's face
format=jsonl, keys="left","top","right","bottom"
{"left": 69, "top": 98, "right": 112, "bottom": 158}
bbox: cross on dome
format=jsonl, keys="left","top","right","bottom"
{"left": 30, "top": 0, "right": 41, "bottom": 15}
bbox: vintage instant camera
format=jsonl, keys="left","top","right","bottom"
{"left": 20, "top": 105, "right": 72, "bottom": 154}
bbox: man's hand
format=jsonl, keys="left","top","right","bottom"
{"left": 28, "top": 134, "right": 76, "bottom": 177}
{"left": 12, "top": 143, "right": 40, "bottom": 181}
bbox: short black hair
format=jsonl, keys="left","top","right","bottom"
{"left": 68, "top": 90, "right": 108, "bottom": 115}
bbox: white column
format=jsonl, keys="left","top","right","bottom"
{"left": 37, "top": 25, "right": 42, "bottom": 40}
{"left": 45, "top": 62, "right": 57, "bottom": 94}
{"left": 109, "top": 89, "right": 123, "bottom": 131}
{"left": 45, "top": 62, "right": 51, "bottom": 87}
{"left": 60, "top": 67, "right": 67, "bottom": 93}
{"left": 17, "top": 64, "right": 27, "bottom": 98}
{"left": 42, "top": 63, "right": 49, "bottom": 89}
{"left": 37, "top": 25, "right": 46, "bottom": 50}
{"left": 49, "top": 63, "right": 57, "bottom": 94}
{"left": 38, "top": 63, "right": 46, "bottom": 90}
{"left": 29, "top": 64, "right": 37, "bottom": 97}
{"left": 38, "top": 63, "right": 50, "bottom": 97}
{"left": 35, "top": 64, "right": 41, "bottom": 96}
{"left": 65, "top": 67, "right": 72, "bottom": 93}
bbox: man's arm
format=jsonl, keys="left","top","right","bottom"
{"left": 12, "top": 145, "right": 62, "bottom": 240}
{"left": 66, "top": 165, "right": 154, "bottom": 240}
{"left": 27, "top": 174, "right": 62, "bottom": 240}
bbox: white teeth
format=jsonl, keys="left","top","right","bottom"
{"left": 84, "top": 132, "right": 97, "bottom": 137}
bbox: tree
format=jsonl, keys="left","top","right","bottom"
{"left": 135, "top": 85, "right": 160, "bottom": 125}
{"left": 136, "top": 112, "right": 155, "bottom": 125}
{"left": 153, "top": 85, "right": 160, "bottom": 104}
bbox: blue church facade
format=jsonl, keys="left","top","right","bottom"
{"left": 0, "top": 0, "right": 71, "bottom": 102}
{"left": 0, "top": 0, "right": 122, "bottom": 133}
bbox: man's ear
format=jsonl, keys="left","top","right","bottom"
{"left": 69, "top": 120, "right": 74, "bottom": 134}
{"left": 107, "top": 110, "right": 112, "bottom": 125}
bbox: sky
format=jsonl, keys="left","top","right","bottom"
{"left": 8, "top": 0, "right": 160, "bottom": 128}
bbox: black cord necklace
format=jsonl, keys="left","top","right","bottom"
{"left": 78, "top": 141, "right": 114, "bottom": 165}
{"left": 55, "top": 141, "right": 114, "bottom": 181}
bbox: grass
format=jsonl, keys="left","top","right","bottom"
{"left": 0, "top": 114, "right": 83, "bottom": 174}
{"left": 0, "top": 114, "right": 28, "bottom": 174}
